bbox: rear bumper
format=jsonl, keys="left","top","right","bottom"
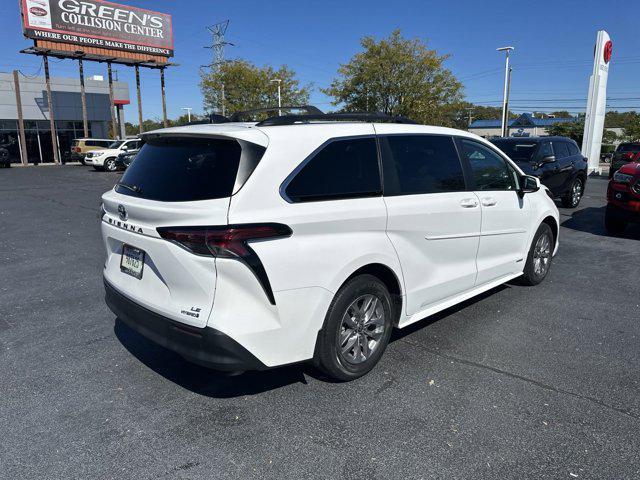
{"left": 104, "top": 279, "right": 266, "bottom": 372}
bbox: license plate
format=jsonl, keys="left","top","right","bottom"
{"left": 120, "top": 244, "right": 145, "bottom": 279}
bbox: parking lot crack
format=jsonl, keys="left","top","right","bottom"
{"left": 400, "top": 339, "right": 639, "bottom": 421}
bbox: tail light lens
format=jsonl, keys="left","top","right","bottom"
{"left": 157, "top": 224, "right": 292, "bottom": 258}
{"left": 157, "top": 224, "right": 293, "bottom": 305}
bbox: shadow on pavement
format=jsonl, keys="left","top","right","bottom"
{"left": 561, "top": 206, "right": 640, "bottom": 239}
{"left": 114, "top": 318, "right": 310, "bottom": 397}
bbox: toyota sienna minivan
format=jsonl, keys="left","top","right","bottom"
{"left": 101, "top": 111, "right": 559, "bottom": 381}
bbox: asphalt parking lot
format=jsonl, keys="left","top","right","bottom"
{"left": 1, "top": 165, "right": 639, "bottom": 480}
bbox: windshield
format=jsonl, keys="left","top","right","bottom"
{"left": 617, "top": 143, "right": 640, "bottom": 153}
{"left": 491, "top": 140, "right": 539, "bottom": 162}
{"left": 108, "top": 141, "right": 124, "bottom": 149}
{"left": 115, "top": 137, "right": 246, "bottom": 202}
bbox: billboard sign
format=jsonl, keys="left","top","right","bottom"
{"left": 21, "top": 0, "right": 173, "bottom": 57}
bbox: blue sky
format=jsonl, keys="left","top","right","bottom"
{"left": 3, "top": 0, "right": 640, "bottom": 122}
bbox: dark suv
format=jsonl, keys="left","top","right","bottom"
{"left": 609, "top": 142, "right": 640, "bottom": 178}
{"left": 491, "top": 136, "right": 588, "bottom": 208}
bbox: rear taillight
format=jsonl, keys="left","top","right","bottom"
{"left": 157, "top": 224, "right": 292, "bottom": 258}
{"left": 157, "top": 224, "right": 292, "bottom": 305}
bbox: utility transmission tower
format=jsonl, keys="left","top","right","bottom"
{"left": 204, "top": 20, "right": 232, "bottom": 70}
{"left": 203, "top": 20, "right": 233, "bottom": 115}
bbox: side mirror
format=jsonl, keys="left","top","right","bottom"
{"left": 121, "top": 145, "right": 128, "bottom": 151}
{"left": 540, "top": 155, "right": 556, "bottom": 165}
{"left": 520, "top": 175, "right": 540, "bottom": 195}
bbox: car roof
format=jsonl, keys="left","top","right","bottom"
{"left": 141, "top": 121, "right": 485, "bottom": 147}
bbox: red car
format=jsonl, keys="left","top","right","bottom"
{"left": 605, "top": 162, "right": 640, "bottom": 233}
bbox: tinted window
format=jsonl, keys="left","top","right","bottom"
{"left": 539, "top": 142, "right": 553, "bottom": 158}
{"left": 553, "top": 142, "right": 569, "bottom": 159}
{"left": 285, "top": 137, "right": 380, "bottom": 202}
{"left": 109, "top": 141, "right": 124, "bottom": 149}
{"left": 491, "top": 140, "right": 538, "bottom": 162}
{"left": 383, "top": 135, "right": 465, "bottom": 195}
{"left": 566, "top": 142, "right": 580, "bottom": 156}
{"left": 617, "top": 143, "right": 640, "bottom": 153}
{"left": 460, "top": 139, "right": 518, "bottom": 191}
{"left": 116, "top": 137, "right": 243, "bottom": 202}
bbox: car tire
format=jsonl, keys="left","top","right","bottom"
{"left": 604, "top": 205, "right": 627, "bottom": 234}
{"left": 561, "top": 177, "right": 584, "bottom": 208}
{"left": 104, "top": 158, "right": 117, "bottom": 172}
{"left": 314, "top": 274, "right": 394, "bottom": 381}
{"left": 520, "top": 223, "right": 554, "bottom": 286}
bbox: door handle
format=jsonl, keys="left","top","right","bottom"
{"left": 481, "top": 197, "right": 497, "bottom": 207}
{"left": 460, "top": 198, "right": 479, "bottom": 208}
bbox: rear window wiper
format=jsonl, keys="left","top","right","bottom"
{"left": 116, "top": 182, "right": 142, "bottom": 194}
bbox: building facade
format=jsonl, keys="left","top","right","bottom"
{"left": 468, "top": 113, "right": 577, "bottom": 138}
{"left": 0, "top": 72, "right": 129, "bottom": 164}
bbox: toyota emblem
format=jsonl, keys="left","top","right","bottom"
{"left": 118, "top": 204, "right": 127, "bottom": 221}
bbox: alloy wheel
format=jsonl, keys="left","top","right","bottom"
{"left": 571, "top": 179, "right": 583, "bottom": 206}
{"left": 533, "top": 233, "right": 551, "bottom": 277}
{"left": 338, "top": 294, "right": 386, "bottom": 365}
{"left": 105, "top": 159, "right": 116, "bottom": 171}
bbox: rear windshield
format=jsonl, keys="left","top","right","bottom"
{"left": 617, "top": 143, "right": 640, "bottom": 153}
{"left": 491, "top": 140, "right": 539, "bottom": 162}
{"left": 115, "top": 137, "right": 242, "bottom": 202}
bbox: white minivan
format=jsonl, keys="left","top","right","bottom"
{"left": 101, "top": 112, "right": 559, "bottom": 380}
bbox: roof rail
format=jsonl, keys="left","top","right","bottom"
{"left": 256, "top": 112, "right": 418, "bottom": 127}
{"left": 229, "top": 105, "right": 323, "bottom": 122}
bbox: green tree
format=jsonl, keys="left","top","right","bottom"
{"left": 200, "top": 60, "right": 311, "bottom": 116}
{"left": 322, "top": 30, "right": 464, "bottom": 126}
{"left": 549, "top": 111, "right": 573, "bottom": 119}
{"left": 547, "top": 121, "right": 585, "bottom": 144}
{"left": 624, "top": 115, "right": 640, "bottom": 141}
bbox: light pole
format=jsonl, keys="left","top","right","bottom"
{"left": 270, "top": 79, "right": 282, "bottom": 116}
{"left": 181, "top": 107, "right": 192, "bottom": 123}
{"left": 497, "top": 46, "right": 514, "bottom": 137}
{"left": 221, "top": 83, "right": 226, "bottom": 117}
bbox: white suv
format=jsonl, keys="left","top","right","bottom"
{"left": 89, "top": 138, "right": 142, "bottom": 171}
{"left": 100, "top": 113, "right": 559, "bottom": 381}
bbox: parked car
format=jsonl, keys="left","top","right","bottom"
{"left": 87, "top": 138, "right": 142, "bottom": 171}
{"left": 0, "top": 147, "right": 10, "bottom": 168}
{"left": 71, "top": 138, "right": 113, "bottom": 165}
{"left": 490, "top": 136, "right": 588, "bottom": 208}
{"left": 101, "top": 113, "right": 559, "bottom": 381}
{"left": 609, "top": 142, "right": 640, "bottom": 178}
{"left": 600, "top": 151, "right": 613, "bottom": 164}
{"left": 114, "top": 148, "right": 139, "bottom": 170}
{"left": 605, "top": 162, "right": 640, "bottom": 234}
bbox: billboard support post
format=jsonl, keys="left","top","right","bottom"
{"left": 160, "top": 67, "right": 168, "bottom": 128}
{"left": 135, "top": 64, "right": 143, "bottom": 134}
{"left": 106, "top": 62, "right": 118, "bottom": 140}
{"left": 78, "top": 58, "right": 89, "bottom": 138}
{"left": 43, "top": 55, "right": 60, "bottom": 165}
{"left": 13, "top": 70, "right": 28, "bottom": 165}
